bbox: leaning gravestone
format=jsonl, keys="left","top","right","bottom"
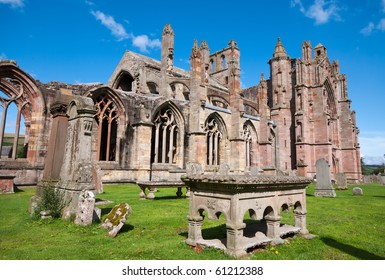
{"left": 102, "top": 203, "right": 131, "bottom": 237}
{"left": 335, "top": 172, "right": 348, "bottom": 190}
{"left": 315, "top": 158, "right": 336, "bottom": 197}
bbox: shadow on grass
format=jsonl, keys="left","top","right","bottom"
{"left": 321, "top": 237, "right": 385, "bottom": 260}
{"left": 119, "top": 223, "right": 134, "bottom": 234}
{"left": 153, "top": 196, "right": 188, "bottom": 200}
{"left": 372, "top": 196, "right": 385, "bottom": 199}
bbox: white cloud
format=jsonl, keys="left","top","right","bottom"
{"left": 359, "top": 131, "right": 385, "bottom": 160}
{"left": 377, "top": 18, "right": 385, "bottom": 31}
{"left": 90, "top": 10, "right": 161, "bottom": 53}
{"left": 0, "top": 53, "right": 7, "bottom": 60}
{"left": 291, "top": 0, "right": 341, "bottom": 25}
{"left": 360, "top": 22, "right": 375, "bottom": 35}
{"left": 132, "top": 35, "right": 161, "bottom": 53}
{"left": 360, "top": 18, "right": 385, "bottom": 35}
{"left": 382, "top": 0, "right": 385, "bottom": 13}
{"left": 0, "top": 0, "right": 24, "bottom": 8}
{"left": 85, "top": 0, "right": 94, "bottom": 6}
{"left": 91, "top": 10, "right": 130, "bottom": 41}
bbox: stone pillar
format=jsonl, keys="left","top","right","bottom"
{"left": 265, "top": 214, "right": 283, "bottom": 244}
{"left": 133, "top": 104, "right": 153, "bottom": 181}
{"left": 225, "top": 222, "right": 246, "bottom": 257}
{"left": 294, "top": 210, "right": 309, "bottom": 235}
{"left": 186, "top": 215, "right": 204, "bottom": 246}
{"left": 57, "top": 96, "right": 97, "bottom": 219}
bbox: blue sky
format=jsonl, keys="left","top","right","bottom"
{"left": 1, "top": 0, "right": 384, "bottom": 164}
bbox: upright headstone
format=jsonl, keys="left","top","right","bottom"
{"left": 315, "top": 158, "right": 336, "bottom": 197}
{"left": 74, "top": 190, "right": 96, "bottom": 226}
{"left": 335, "top": 172, "right": 348, "bottom": 190}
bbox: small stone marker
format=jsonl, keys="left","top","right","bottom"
{"left": 352, "top": 187, "right": 363, "bottom": 196}
{"left": 74, "top": 190, "right": 96, "bottom": 226}
{"left": 335, "top": 172, "right": 348, "bottom": 190}
{"left": 102, "top": 203, "right": 131, "bottom": 237}
{"left": 315, "top": 158, "right": 336, "bottom": 197}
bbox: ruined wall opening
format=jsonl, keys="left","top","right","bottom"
{"left": 0, "top": 88, "right": 29, "bottom": 159}
{"left": 147, "top": 82, "right": 159, "bottom": 94}
{"left": 116, "top": 72, "right": 134, "bottom": 91}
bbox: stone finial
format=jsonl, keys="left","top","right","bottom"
{"left": 273, "top": 37, "right": 287, "bottom": 58}
{"left": 162, "top": 24, "right": 174, "bottom": 36}
{"left": 228, "top": 39, "right": 238, "bottom": 48}
{"left": 190, "top": 39, "right": 201, "bottom": 59}
{"left": 260, "top": 72, "right": 265, "bottom": 82}
{"left": 200, "top": 40, "right": 209, "bottom": 50}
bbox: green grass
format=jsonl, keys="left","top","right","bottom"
{"left": 0, "top": 183, "right": 384, "bottom": 260}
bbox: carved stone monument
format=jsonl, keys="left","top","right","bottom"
{"left": 182, "top": 172, "right": 312, "bottom": 258}
{"left": 315, "top": 158, "right": 336, "bottom": 197}
{"left": 56, "top": 96, "right": 99, "bottom": 219}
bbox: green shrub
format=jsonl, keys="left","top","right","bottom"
{"left": 34, "top": 184, "right": 65, "bottom": 218}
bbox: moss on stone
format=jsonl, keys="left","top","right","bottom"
{"left": 104, "top": 202, "right": 129, "bottom": 227}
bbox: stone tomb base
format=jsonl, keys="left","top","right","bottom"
{"left": 182, "top": 174, "right": 312, "bottom": 258}
{"left": 0, "top": 175, "right": 15, "bottom": 194}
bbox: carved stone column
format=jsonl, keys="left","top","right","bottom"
{"left": 265, "top": 214, "right": 284, "bottom": 245}
{"left": 294, "top": 210, "right": 309, "bottom": 235}
{"left": 225, "top": 222, "right": 246, "bottom": 257}
{"left": 186, "top": 215, "right": 204, "bottom": 246}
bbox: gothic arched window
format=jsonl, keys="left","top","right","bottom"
{"left": 243, "top": 124, "right": 252, "bottom": 167}
{"left": 0, "top": 83, "right": 30, "bottom": 160}
{"left": 94, "top": 94, "right": 118, "bottom": 161}
{"left": 205, "top": 118, "right": 222, "bottom": 166}
{"left": 152, "top": 108, "right": 178, "bottom": 164}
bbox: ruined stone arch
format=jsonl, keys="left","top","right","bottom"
{"left": 204, "top": 112, "right": 228, "bottom": 166}
{"left": 112, "top": 70, "right": 135, "bottom": 92}
{"left": 151, "top": 101, "right": 185, "bottom": 167}
{"left": 0, "top": 61, "right": 46, "bottom": 163}
{"left": 87, "top": 87, "right": 125, "bottom": 162}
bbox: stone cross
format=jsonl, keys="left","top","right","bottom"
{"left": 315, "top": 158, "right": 336, "bottom": 197}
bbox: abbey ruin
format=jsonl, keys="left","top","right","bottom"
{"left": 0, "top": 24, "right": 361, "bottom": 191}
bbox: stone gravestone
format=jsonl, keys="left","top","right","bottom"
{"left": 315, "top": 158, "right": 336, "bottom": 197}
{"left": 102, "top": 203, "right": 132, "bottom": 237}
{"left": 335, "top": 172, "right": 348, "bottom": 190}
{"left": 74, "top": 190, "right": 101, "bottom": 226}
{"left": 352, "top": 187, "right": 363, "bottom": 196}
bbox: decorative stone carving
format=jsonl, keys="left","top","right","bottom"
{"left": 182, "top": 173, "right": 312, "bottom": 258}
{"left": 102, "top": 203, "right": 132, "bottom": 237}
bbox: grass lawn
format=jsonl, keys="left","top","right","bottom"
{"left": 0, "top": 183, "right": 384, "bottom": 260}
